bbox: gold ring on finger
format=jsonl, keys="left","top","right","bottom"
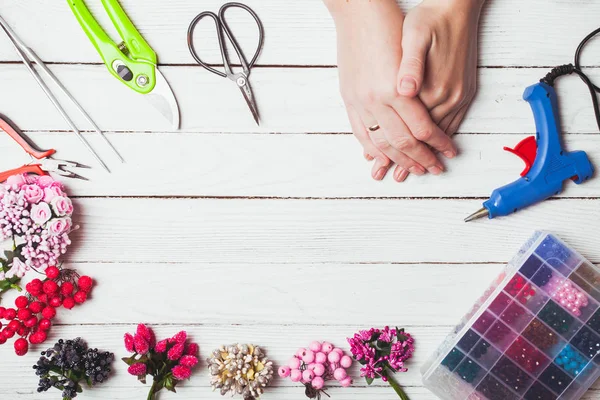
{"left": 368, "top": 124, "right": 380, "bottom": 132}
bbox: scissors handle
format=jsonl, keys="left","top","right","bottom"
{"left": 187, "top": 2, "right": 264, "bottom": 78}
{"left": 0, "top": 164, "right": 47, "bottom": 183}
{"left": 0, "top": 114, "right": 55, "bottom": 160}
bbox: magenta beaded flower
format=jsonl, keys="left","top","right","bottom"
{"left": 122, "top": 324, "right": 199, "bottom": 400}
{"left": 348, "top": 327, "right": 415, "bottom": 400}
{"left": 0, "top": 174, "right": 74, "bottom": 300}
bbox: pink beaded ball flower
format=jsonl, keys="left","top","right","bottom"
{"left": 0, "top": 174, "right": 74, "bottom": 299}
{"left": 279, "top": 341, "right": 353, "bottom": 399}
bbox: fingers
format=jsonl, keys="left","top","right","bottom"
{"left": 346, "top": 105, "right": 392, "bottom": 180}
{"left": 369, "top": 128, "right": 425, "bottom": 176}
{"left": 372, "top": 105, "right": 446, "bottom": 175}
{"left": 394, "top": 165, "right": 410, "bottom": 182}
{"left": 391, "top": 97, "right": 457, "bottom": 160}
{"left": 445, "top": 104, "right": 470, "bottom": 136}
{"left": 397, "top": 30, "right": 431, "bottom": 97}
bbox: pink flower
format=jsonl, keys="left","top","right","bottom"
{"left": 37, "top": 176, "right": 55, "bottom": 188}
{"left": 179, "top": 355, "right": 198, "bottom": 368}
{"left": 128, "top": 363, "right": 147, "bottom": 376}
{"left": 43, "top": 186, "right": 64, "bottom": 203}
{"left": 136, "top": 324, "right": 155, "bottom": 347}
{"left": 124, "top": 333, "right": 135, "bottom": 352}
{"left": 22, "top": 184, "right": 44, "bottom": 204}
{"left": 47, "top": 217, "right": 72, "bottom": 237}
{"left": 167, "top": 343, "right": 185, "bottom": 361}
{"left": 172, "top": 365, "right": 191, "bottom": 381}
{"left": 50, "top": 196, "right": 73, "bottom": 216}
{"left": 6, "top": 174, "right": 25, "bottom": 188}
{"left": 171, "top": 331, "right": 187, "bottom": 344}
{"left": 155, "top": 339, "right": 168, "bottom": 353}
{"left": 185, "top": 342, "right": 199, "bottom": 356}
{"left": 31, "top": 202, "right": 52, "bottom": 225}
{"left": 134, "top": 334, "right": 149, "bottom": 355}
{"left": 24, "top": 174, "right": 39, "bottom": 184}
{"left": 5, "top": 257, "right": 29, "bottom": 279}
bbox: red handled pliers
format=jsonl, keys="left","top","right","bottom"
{"left": 0, "top": 114, "right": 89, "bottom": 182}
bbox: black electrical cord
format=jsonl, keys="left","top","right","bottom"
{"left": 540, "top": 27, "right": 600, "bottom": 132}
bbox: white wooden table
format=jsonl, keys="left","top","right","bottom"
{"left": 0, "top": 1, "right": 599, "bottom": 399}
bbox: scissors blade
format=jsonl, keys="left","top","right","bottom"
{"left": 146, "top": 68, "right": 181, "bottom": 130}
{"left": 238, "top": 81, "right": 260, "bottom": 126}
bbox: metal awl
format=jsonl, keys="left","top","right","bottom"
{"left": 0, "top": 15, "right": 124, "bottom": 172}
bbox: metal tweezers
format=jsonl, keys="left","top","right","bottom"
{"left": 0, "top": 15, "right": 123, "bottom": 172}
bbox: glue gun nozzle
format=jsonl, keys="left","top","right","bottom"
{"left": 465, "top": 207, "right": 490, "bottom": 223}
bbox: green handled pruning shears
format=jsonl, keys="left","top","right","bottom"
{"left": 67, "top": 0, "right": 180, "bottom": 129}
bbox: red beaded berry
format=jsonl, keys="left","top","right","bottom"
{"left": 78, "top": 276, "right": 93, "bottom": 293}
{"left": 14, "top": 337, "right": 28, "bottom": 356}
{"left": 41, "top": 306, "right": 56, "bottom": 320}
{"left": 24, "top": 317, "right": 38, "bottom": 328}
{"left": 60, "top": 282, "right": 74, "bottom": 296}
{"left": 7, "top": 320, "right": 21, "bottom": 331}
{"left": 15, "top": 296, "right": 29, "bottom": 309}
{"left": 74, "top": 291, "right": 87, "bottom": 304}
{"left": 43, "top": 280, "right": 59, "bottom": 295}
{"left": 4, "top": 308, "right": 16, "bottom": 320}
{"left": 28, "top": 301, "right": 43, "bottom": 314}
{"left": 49, "top": 296, "right": 62, "bottom": 308}
{"left": 63, "top": 297, "right": 75, "bottom": 309}
{"left": 45, "top": 266, "right": 60, "bottom": 280}
{"left": 39, "top": 318, "right": 52, "bottom": 331}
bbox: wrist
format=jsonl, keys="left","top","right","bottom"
{"left": 422, "top": 0, "right": 485, "bottom": 12}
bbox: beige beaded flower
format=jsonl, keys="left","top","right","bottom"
{"left": 207, "top": 344, "right": 274, "bottom": 399}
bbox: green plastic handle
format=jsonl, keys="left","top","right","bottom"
{"left": 66, "top": 0, "right": 157, "bottom": 94}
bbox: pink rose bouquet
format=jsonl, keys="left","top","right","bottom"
{"left": 0, "top": 174, "right": 74, "bottom": 299}
{"left": 348, "top": 326, "right": 415, "bottom": 400}
{"left": 122, "top": 324, "right": 200, "bottom": 400}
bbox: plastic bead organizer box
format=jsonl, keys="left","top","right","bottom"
{"left": 422, "top": 232, "right": 600, "bottom": 400}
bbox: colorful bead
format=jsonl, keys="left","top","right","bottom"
{"left": 491, "top": 356, "right": 532, "bottom": 394}
{"left": 538, "top": 363, "right": 572, "bottom": 395}
{"left": 522, "top": 319, "right": 560, "bottom": 353}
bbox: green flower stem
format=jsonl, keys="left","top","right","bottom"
{"left": 384, "top": 372, "right": 410, "bottom": 400}
{"left": 147, "top": 379, "right": 159, "bottom": 400}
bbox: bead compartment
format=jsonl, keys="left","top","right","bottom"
{"left": 422, "top": 233, "right": 600, "bottom": 400}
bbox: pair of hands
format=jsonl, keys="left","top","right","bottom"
{"left": 326, "top": 0, "right": 485, "bottom": 181}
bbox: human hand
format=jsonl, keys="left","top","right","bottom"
{"left": 325, "top": 0, "right": 457, "bottom": 182}
{"left": 398, "top": 0, "right": 485, "bottom": 136}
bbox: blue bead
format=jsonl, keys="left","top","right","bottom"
{"left": 556, "top": 357, "right": 564, "bottom": 365}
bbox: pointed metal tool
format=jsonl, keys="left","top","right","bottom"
{"left": 0, "top": 15, "right": 120, "bottom": 172}
{"left": 464, "top": 207, "right": 490, "bottom": 223}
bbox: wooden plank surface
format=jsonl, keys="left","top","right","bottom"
{"left": 0, "top": 0, "right": 599, "bottom": 66}
{"left": 2, "top": 133, "right": 599, "bottom": 197}
{"left": 0, "top": 65, "right": 597, "bottom": 133}
{"left": 61, "top": 198, "right": 600, "bottom": 264}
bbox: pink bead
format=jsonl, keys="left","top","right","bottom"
{"left": 334, "top": 368, "right": 347, "bottom": 381}
{"left": 290, "top": 369, "right": 302, "bottom": 382}
{"left": 307, "top": 363, "right": 316, "bottom": 370}
{"left": 340, "top": 355, "right": 353, "bottom": 368}
{"left": 279, "top": 366, "right": 291, "bottom": 378}
{"left": 311, "top": 376, "right": 325, "bottom": 390}
{"left": 315, "top": 352, "right": 327, "bottom": 364}
{"left": 340, "top": 376, "right": 353, "bottom": 388}
{"left": 321, "top": 342, "right": 334, "bottom": 354}
{"left": 288, "top": 357, "right": 301, "bottom": 369}
{"left": 567, "top": 293, "right": 576, "bottom": 302}
{"left": 328, "top": 351, "right": 341, "bottom": 363}
{"left": 301, "top": 349, "right": 315, "bottom": 363}
{"left": 333, "top": 348, "right": 344, "bottom": 355}
{"left": 313, "top": 364, "right": 326, "bottom": 376}
{"left": 309, "top": 341, "right": 322, "bottom": 352}
{"left": 574, "top": 309, "right": 582, "bottom": 317}
{"left": 576, "top": 292, "right": 586, "bottom": 300}
{"left": 560, "top": 299, "right": 569, "bottom": 307}
{"left": 302, "top": 370, "right": 315, "bottom": 383}
{"left": 296, "top": 348, "right": 307, "bottom": 358}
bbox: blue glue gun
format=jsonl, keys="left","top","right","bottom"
{"left": 465, "top": 82, "right": 594, "bottom": 222}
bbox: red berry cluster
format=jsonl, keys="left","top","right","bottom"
{"left": 0, "top": 266, "right": 94, "bottom": 356}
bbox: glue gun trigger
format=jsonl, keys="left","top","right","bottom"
{"left": 503, "top": 136, "right": 538, "bottom": 177}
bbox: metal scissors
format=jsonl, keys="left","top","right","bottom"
{"left": 67, "top": 0, "right": 181, "bottom": 130}
{"left": 0, "top": 15, "right": 120, "bottom": 173}
{"left": 187, "top": 2, "right": 265, "bottom": 125}
{"left": 0, "top": 114, "right": 89, "bottom": 182}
